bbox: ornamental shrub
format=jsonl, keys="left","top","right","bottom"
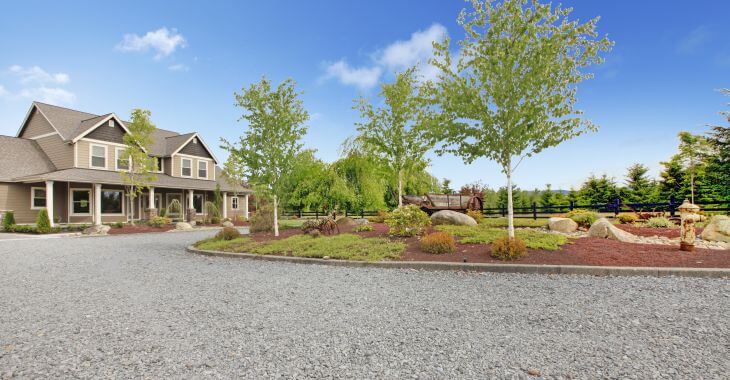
{"left": 420, "top": 231, "right": 456, "bottom": 254}
{"left": 36, "top": 209, "right": 51, "bottom": 234}
{"left": 367, "top": 209, "right": 388, "bottom": 224}
{"left": 353, "top": 224, "right": 374, "bottom": 232}
{"left": 566, "top": 209, "right": 598, "bottom": 228}
{"left": 384, "top": 205, "right": 431, "bottom": 237}
{"left": 215, "top": 226, "right": 241, "bottom": 241}
{"left": 466, "top": 209, "right": 484, "bottom": 223}
{"left": 250, "top": 204, "right": 274, "bottom": 233}
{"left": 490, "top": 237, "right": 526, "bottom": 261}
{"left": 2, "top": 211, "right": 15, "bottom": 230}
{"left": 148, "top": 216, "right": 172, "bottom": 227}
{"left": 616, "top": 213, "right": 638, "bottom": 224}
{"left": 647, "top": 216, "right": 673, "bottom": 228}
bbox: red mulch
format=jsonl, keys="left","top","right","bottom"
{"left": 614, "top": 223, "right": 704, "bottom": 239}
{"left": 249, "top": 222, "right": 729, "bottom": 268}
{"left": 107, "top": 225, "right": 175, "bottom": 235}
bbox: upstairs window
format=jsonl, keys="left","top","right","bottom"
{"left": 116, "top": 148, "right": 129, "bottom": 171}
{"left": 109, "top": 119, "right": 115, "bottom": 127}
{"left": 90, "top": 144, "right": 107, "bottom": 169}
{"left": 155, "top": 157, "right": 164, "bottom": 172}
{"left": 198, "top": 160, "right": 208, "bottom": 179}
{"left": 181, "top": 158, "right": 192, "bottom": 177}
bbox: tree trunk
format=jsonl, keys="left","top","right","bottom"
{"left": 397, "top": 169, "right": 403, "bottom": 208}
{"left": 273, "top": 195, "right": 279, "bottom": 237}
{"left": 690, "top": 172, "right": 695, "bottom": 203}
{"left": 506, "top": 166, "right": 515, "bottom": 239}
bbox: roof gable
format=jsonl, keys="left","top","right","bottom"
{"left": 0, "top": 136, "right": 56, "bottom": 181}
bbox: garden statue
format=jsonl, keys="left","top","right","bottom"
{"left": 678, "top": 200, "right": 701, "bottom": 252}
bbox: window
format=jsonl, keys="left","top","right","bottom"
{"left": 116, "top": 148, "right": 129, "bottom": 171}
{"left": 192, "top": 137, "right": 198, "bottom": 144}
{"left": 71, "top": 189, "right": 91, "bottom": 215}
{"left": 100, "top": 190, "right": 123, "bottom": 214}
{"left": 155, "top": 157, "right": 164, "bottom": 172}
{"left": 31, "top": 187, "right": 46, "bottom": 209}
{"left": 109, "top": 119, "right": 115, "bottom": 127}
{"left": 90, "top": 144, "right": 107, "bottom": 169}
{"left": 181, "top": 158, "right": 192, "bottom": 177}
{"left": 231, "top": 197, "right": 239, "bottom": 210}
{"left": 198, "top": 160, "right": 208, "bottom": 179}
{"left": 193, "top": 194, "right": 204, "bottom": 213}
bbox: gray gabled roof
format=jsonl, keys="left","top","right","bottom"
{"left": 164, "top": 132, "right": 197, "bottom": 155}
{"left": 0, "top": 136, "right": 57, "bottom": 181}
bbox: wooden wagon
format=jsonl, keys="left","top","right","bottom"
{"left": 402, "top": 193, "right": 483, "bottom": 214}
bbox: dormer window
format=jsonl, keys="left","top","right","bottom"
{"left": 192, "top": 137, "right": 198, "bottom": 144}
{"left": 109, "top": 119, "right": 115, "bottom": 127}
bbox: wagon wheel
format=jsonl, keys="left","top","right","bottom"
{"left": 466, "top": 196, "right": 482, "bottom": 211}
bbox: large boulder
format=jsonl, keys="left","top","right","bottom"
{"left": 83, "top": 225, "right": 110, "bottom": 236}
{"left": 588, "top": 218, "right": 637, "bottom": 243}
{"left": 701, "top": 215, "right": 730, "bottom": 243}
{"left": 221, "top": 220, "right": 234, "bottom": 228}
{"left": 431, "top": 210, "right": 477, "bottom": 226}
{"left": 336, "top": 217, "right": 356, "bottom": 227}
{"left": 175, "top": 222, "right": 193, "bottom": 231}
{"left": 548, "top": 217, "right": 578, "bottom": 233}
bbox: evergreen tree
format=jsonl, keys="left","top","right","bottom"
{"left": 540, "top": 184, "right": 555, "bottom": 207}
{"left": 579, "top": 174, "right": 620, "bottom": 204}
{"left": 659, "top": 155, "right": 687, "bottom": 201}
{"left": 624, "top": 163, "right": 657, "bottom": 203}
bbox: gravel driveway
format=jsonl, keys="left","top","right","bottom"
{"left": 0, "top": 231, "right": 727, "bottom": 379}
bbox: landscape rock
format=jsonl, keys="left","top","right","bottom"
{"left": 82, "top": 225, "right": 110, "bottom": 236}
{"left": 336, "top": 217, "right": 356, "bottom": 227}
{"left": 175, "top": 222, "right": 193, "bottom": 231}
{"left": 700, "top": 215, "right": 730, "bottom": 243}
{"left": 354, "top": 218, "right": 369, "bottom": 226}
{"left": 588, "top": 218, "right": 638, "bottom": 243}
{"left": 431, "top": 210, "right": 477, "bottom": 226}
{"left": 548, "top": 217, "right": 578, "bottom": 233}
{"left": 221, "top": 221, "right": 234, "bottom": 228}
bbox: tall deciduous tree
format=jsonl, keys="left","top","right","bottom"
{"left": 353, "top": 67, "right": 434, "bottom": 207}
{"left": 428, "top": 0, "right": 612, "bottom": 238}
{"left": 222, "top": 77, "right": 309, "bottom": 236}
{"left": 677, "top": 131, "right": 712, "bottom": 203}
{"left": 121, "top": 109, "right": 158, "bottom": 222}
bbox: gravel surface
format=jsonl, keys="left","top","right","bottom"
{"left": 0, "top": 231, "right": 728, "bottom": 379}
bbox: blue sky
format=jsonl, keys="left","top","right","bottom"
{"left": 0, "top": 0, "right": 728, "bottom": 191}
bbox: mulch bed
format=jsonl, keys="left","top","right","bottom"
{"left": 247, "top": 222, "right": 729, "bottom": 268}
{"left": 107, "top": 225, "right": 175, "bottom": 235}
{"left": 615, "top": 224, "right": 704, "bottom": 239}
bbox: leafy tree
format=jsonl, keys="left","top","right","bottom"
{"left": 282, "top": 150, "right": 353, "bottom": 212}
{"left": 624, "top": 163, "right": 658, "bottom": 203}
{"left": 222, "top": 77, "right": 309, "bottom": 236}
{"left": 704, "top": 89, "right": 730, "bottom": 200}
{"left": 333, "top": 151, "right": 388, "bottom": 211}
{"left": 677, "top": 131, "right": 712, "bottom": 203}
{"left": 428, "top": 0, "right": 612, "bottom": 238}
{"left": 353, "top": 67, "right": 434, "bottom": 207}
{"left": 213, "top": 184, "right": 223, "bottom": 214}
{"left": 221, "top": 152, "right": 248, "bottom": 208}
{"left": 121, "top": 109, "right": 158, "bottom": 222}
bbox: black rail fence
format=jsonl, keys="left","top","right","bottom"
{"left": 282, "top": 196, "right": 730, "bottom": 221}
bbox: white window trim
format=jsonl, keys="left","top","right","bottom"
{"left": 197, "top": 160, "right": 208, "bottom": 179}
{"left": 180, "top": 158, "right": 192, "bottom": 178}
{"left": 30, "top": 186, "right": 46, "bottom": 210}
{"left": 156, "top": 157, "right": 165, "bottom": 173}
{"left": 70, "top": 188, "right": 92, "bottom": 216}
{"left": 231, "top": 196, "right": 239, "bottom": 210}
{"left": 100, "top": 189, "right": 125, "bottom": 216}
{"left": 89, "top": 143, "right": 108, "bottom": 170}
{"left": 115, "top": 147, "right": 130, "bottom": 171}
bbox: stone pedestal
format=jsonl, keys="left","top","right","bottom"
{"left": 679, "top": 200, "right": 701, "bottom": 252}
{"left": 147, "top": 208, "right": 158, "bottom": 219}
{"left": 187, "top": 208, "right": 197, "bottom": 222}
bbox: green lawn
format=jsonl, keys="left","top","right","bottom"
{"left": 278, "top": 219, "right": 306, "bottom": 230}
{"left": 195, "top": 233, "right": 405, "bottom": 262}
{"left": 479, "top": 217, "right": 550, "bottom": 228}
{"left": 436, "top": 224, "right": 568, "bottom": 250}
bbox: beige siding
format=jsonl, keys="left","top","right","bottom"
{"left": 20, "top": 108, "right": 55, "bottom": 138}
{"left": 225, "top": 193, "right": 248, "bottom": 220}
{"left": 172, "top": 154, "right": 214, "bottom": 180}
{"left": 0, "top": 182, "right": 66, "bottom": 224}
{"left": 163, "top": 157, "right": 172, "bottom": 175}
{"left": 76, "top": 140, "right": 120, "bottom": 170}
{"left": 36, "top": 134, "right": 73, "bottom": 169}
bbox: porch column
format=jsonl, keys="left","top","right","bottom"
{"left": 94, "top": 183, "right": 102, "bottom": 225}
{"left": 149, "top": 187, "right": 155, "bottom": 208}
{"left": 187, "top": 189, "right": 195, "bottom": 222}
{"left": 45, "top": 181, "right": 54, "bottom": 227}
{"left": 188, "top": 190, "right": 194, "bottom": 209}
{"left": 222, "top": 192, "right": 228, "bottom": 219}
{"left": 147, "top": 187, "right": 157, "bottom": 219}
{"left": 243, "top": 194, "right": 249, "bottom": 219}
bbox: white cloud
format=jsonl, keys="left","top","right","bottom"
{"left": 322, "top": 23, "right": 448, "bottom": 89}
{"left": 0, "top": 85, "right": 7, "bottom": 97}
{"left": 168, "top": 63, "right": 190, "bottom": 72}
{"left": 116, "top": 27, "right": 186, "bottom": 59}
{"left": 677, "top": 25, "right": 712, "bottom": 55}
{"left": 8, "top": 65, "right": 70, "bottom": 85}
{"left": 19, "top": 86, "right": 76, "bottom": 104}
{"left": 324, "top": 60, "right": 383, "bottom": 90}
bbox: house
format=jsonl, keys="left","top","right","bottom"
{"left": 0, "top": 102, "right": 252, "bottom": 226}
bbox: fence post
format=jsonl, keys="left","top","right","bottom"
{"left": 361, "top": 209, "right": 365, "bottom": 219}
{"left": 345, "top": 209, "right": 348, "bottom": 217}
{"left": 614, "top": 197, "right": 621, "bottom": 216}
{"left": 315, "top": 210, "right": 319, "bottom": 220}
{"left": 569, "top": 200, "right": 574, "bottom": 211}
{"left": 669, "top": 195, "right": 676, "bottom": 217}
{"left": 298, "top": 209, "right": 302, "bottom": 218}
{"left": 532, "top": 202, "right": 537, "bottom": 220}
{"left": 501, "top": 206, "right": 506, "bottom": 217}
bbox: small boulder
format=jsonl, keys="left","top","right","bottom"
{"left": 548, "top": 217, "right": 578, "bottom": 233}
{"left": 354, "top": 218, "right": 369, "bottom": 226}
{"left": 308, "top": 229, "right": 321, "bottom": 238}
{"left": 82, "top": 225, "right": 110, "bottom": 236}
{"left": 431, "top": 210, "right": 477, "bottom": 226}
{"left": 175, "top": 222, "right": 193, "bottom": 230}
{"left": 221, "top": 220, "right": 234, "bottom": 228}
{"left": 701, "top": 215, "right": 730, "bottom": 242}
{"left": 588, "top": 218, "right": 637, "bottom": 243}
{"left": 336, "top": 217, "right": 356, "bottom": 227}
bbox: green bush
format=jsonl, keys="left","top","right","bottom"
{"left": 466, "top": 209, "right": 484, "bottom": 223}
{"left": 616, "top": 213, "right": 638, "bottom": 224}
{"left": 566, "top": 209, "right": 598, "bottom": 228}
{"left": 148, "top": 216, "right": 172, "bottom": 227}
{"left": 420, "top": 231, "right": 456, "bottom": 254}
{"left": 647, "top": 216, "right": 673, "bottom": 228}
{"left": 250, "top": 204, "right": 275, "bottom": 233}
{"left": 35, "top": 209, "right": 51, "bottom": 234}
{"left": 9, "top": 225, "right": 38, "bottom": 233}
{"left": 367, "top": 209, "right": 388, "bottom": 224}
{"left": 490, "top": 237, "right": 526, "bottom": 261}
{"left": 384, "top": 205, "right": 431, "bottom": 237}
{"left": 215, "top": 226, "right": 241, "bottom": 240}
{"left": 2, "top": 211, "right": 15, "bottom": 230}
{"left": 353, "top": 224, "right": 373, "bottom": 232}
